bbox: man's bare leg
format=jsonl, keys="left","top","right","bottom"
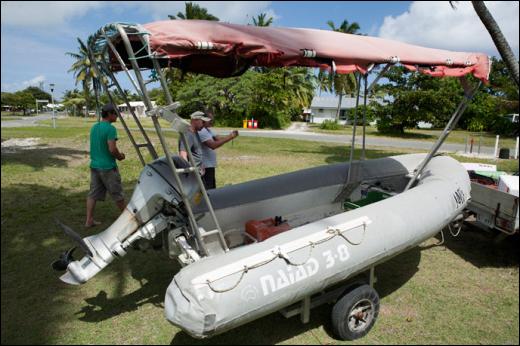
{"left": 85, "top": 197, "right": 101, "bottom": 227}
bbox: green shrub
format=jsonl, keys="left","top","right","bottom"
{"left": 319, "top": 119, "right": 341, "bottom": 130}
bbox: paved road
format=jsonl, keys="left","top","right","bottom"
{"left": 0, "top": 115, "right": 502, "bottom": 155}
{"left": 1, "top": 112, "right": 66, "bottom": 128}
{"left": 213, "top": 128, "right": 499, "bottom": 156}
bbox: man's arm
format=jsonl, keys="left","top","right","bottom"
{"left": 108, "top": 140, "right": 125, "bottom": 161}
{"left": 203, "top": 131, "right": 238, "bottom": 150}
{"left": 179, "top": 150, "right": 188, "bottom": 161}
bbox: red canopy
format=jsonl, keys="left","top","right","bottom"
{"left": 111, "top": 20, "right": 490, "bottom": 82}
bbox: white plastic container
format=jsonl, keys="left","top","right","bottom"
{"left": 498, "top": 175, "right": 519, "bottom": 197}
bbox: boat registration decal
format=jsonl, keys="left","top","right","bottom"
{"left": 453, "top": 188, "right": 466, "bottom": 207}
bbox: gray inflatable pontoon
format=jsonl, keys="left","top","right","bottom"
{"left": 56, "top": 153, "right": 470, "bottom": 339}
{"left": 165, "top": 154, "right": 470, "bottom": 338}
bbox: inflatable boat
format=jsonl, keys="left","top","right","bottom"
{"left": 53, "top": 19, "right": 490, "bottom": 340}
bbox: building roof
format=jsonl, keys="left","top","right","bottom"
{"left": 117, "top": 101, "right": 156, "bottom": 107}
{"left": 310, "top": 96, "right": 384, "bottom": 109}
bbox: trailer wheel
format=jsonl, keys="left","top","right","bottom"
{"left": 331, "top": 284, "right": 380, "bottom": 340}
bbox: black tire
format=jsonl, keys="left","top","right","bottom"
{"left": 331, "top": 284, "right": 380, "bottom": 340}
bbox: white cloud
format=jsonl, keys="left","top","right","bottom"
{"left": 128, "top": 1, "right": 277, "bottom": 25}
{"left": 378, "top": 1, "right": 519, "bottom": 57}
{"left": 22, "top": 75, "right": 46, "bottom": 87}
{"left": 1, "top": 1, "right": 279, "bottom": 30}
{"left": 1, "top": 1, "right": 104, "bottom": 28}
{"left": 2, "top": 75, "right": 46, "bottom": 92}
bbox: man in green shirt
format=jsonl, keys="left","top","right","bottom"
{"left": 85, "top": 104, "right": 126, "bottom": 227}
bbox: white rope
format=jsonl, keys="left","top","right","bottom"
{"left": 277, "top": 243, "right": 315, "bottom": 266}
{"left": 448, "top": 222, "right": 462, "bottom": 237}
{"left": 335, "top": 223, "right": 367, "bottom": 246}
{"left": 207, "top": 265, "right": 248, "bottom": 293}
{"left": 436, "top": 229, "right": 445, "bottom": 246}
{"left": 206, "top": 223, "right": 367, "bottom": 293}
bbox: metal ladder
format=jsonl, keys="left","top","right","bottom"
{"left": 93, "top": 59, "right": 158, "bottom": 166}
{"left": 87, "top": 23, "right": 229, "bottom": 256}
{"left": 148, "top": 103, "right": 229, "bottom": 256}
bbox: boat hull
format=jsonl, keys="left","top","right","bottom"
{"left": 164, "top": 155, "right": 470, "bottom": 338}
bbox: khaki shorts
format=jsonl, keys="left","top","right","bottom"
{"left": 88, "top": 168, "right": 124, "bottom": 202}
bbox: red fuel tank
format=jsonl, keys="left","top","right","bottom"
{"left": 245, "top": 217, "right": 291, "bottom": 242}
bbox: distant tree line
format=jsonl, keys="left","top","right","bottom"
{"left": 1, "top": 87, "right": 52, "bottom": 115}
{"left": 371, "top": 57, "right": 519, "bottom": 135}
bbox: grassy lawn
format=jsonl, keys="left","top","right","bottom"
{"left": 308, "top": 124, "right": 518, "bottom": 149}
{"left": 1, "top": 121, "right": 518, "bottom": 344}
{"left": 1, "top": 111, "right": 27, "bottom": 120}
{"left": 1, "top": 111, "right": 25, "bottom": 117}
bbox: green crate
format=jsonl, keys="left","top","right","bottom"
{"left": 344, "top": 190, "right": 391, "bottom": 209}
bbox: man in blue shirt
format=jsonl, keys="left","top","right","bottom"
{"left": 85, "top": 104, "right": 126, "bottom": 227}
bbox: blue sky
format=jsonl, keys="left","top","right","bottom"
{"left": 1, "top": 1, "right": 518, "bottom": 100}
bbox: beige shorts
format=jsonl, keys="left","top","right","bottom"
{"left": 88, "top": 168, "right": 124, "bottom": 202}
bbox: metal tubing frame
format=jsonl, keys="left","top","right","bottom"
{"left": 367, "top": 63, "right": 392, "bottom": 93}
{"left": 86, "top": 44, "right": 148, "bottom": 166}
{"left": 97, "top": 51, "right": 158, "bottom": 160}
{"left": 346, "top": 73, "right": 363, "bottom": 185}
{"left": 151, "top": 58, "right": 228, "bottom": 252}
{"left": 115, "top": 24, "right": 227, "bottom": 255}
{"left": 103, "top": 29, "right": 143, "bottom": 98}
{"left": 361, "top": 74, "right": 369, "bottom": 160}
{"left": 346, "top": 63, "right": 387, "bottom": 175}
{"left": 404, "top": 76, "right": 482, "bottom": 191}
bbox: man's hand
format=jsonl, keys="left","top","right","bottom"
{"left": 108, "top": 140, "right": 125, "bottom": 161}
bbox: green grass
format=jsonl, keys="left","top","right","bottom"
{"left": 1, "top": 122, "right": 518, "bottom": 344}
{"left": 308, "top": 124, "right": 518, "bottom": 149}
{"left": 1, "top": 111, "right": 25, "bottom": 117}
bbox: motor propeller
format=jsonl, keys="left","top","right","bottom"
{"left": 52, "top": 247, "right": 77, "bottom": 271}
{"left": 54, "top": 218, "right": 93, "bottom": 257}
{"left": 52, "top": 218, "right": 94, "bottom": 272}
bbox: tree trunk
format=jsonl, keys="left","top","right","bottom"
{"left": 472, "top": 1, "right": 519, "bottom": 87}
{"left": 335, "top": 93, "right": 343, "bottom": 122}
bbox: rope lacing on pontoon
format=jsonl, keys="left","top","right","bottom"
{"left": 205, "top": 223, "right": 368, "bottom": 293}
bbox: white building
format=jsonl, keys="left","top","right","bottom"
{"left": 309, "top": 96, "right": 382, "bottom": 124}
{"left": 117, "top": 101, "right": 157, "bottom": 118}
{"left": 45, "top": 103, "right": 64, "bottom": 111}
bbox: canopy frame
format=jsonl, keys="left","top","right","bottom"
{"left": 88, "top": 23, "right": 228, "bottom": 256}
{"left": 86, "top": 21, "right": 487, "bottom": 255}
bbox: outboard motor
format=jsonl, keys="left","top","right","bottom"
{"left": 53, "top": 156, "right": 201, "bottom": 285}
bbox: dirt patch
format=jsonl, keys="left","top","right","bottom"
{"left": 1, "top": 138, "right": 45, "bottom": 154}
{"left": 1, "top": 137, "right": 88, "bottom": 167}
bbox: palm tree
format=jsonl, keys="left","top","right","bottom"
{"left": 326, "top": 20, "right": 361, "bottom": 122}
{"left": 316, "top": 68, "right": 334, "bottom": 106}
{"left": 282, "top": 68, "right": 317, "bottom": 109}
{"left": 326, "top": 19, "right": 360, "bottom": 35}
{"left": 252, "top": 13, "right": 274, "bottom": 27}
{"left": 471, "top": 1, "right": 519, "bottom": 87}
{"left": 66, "top": 38, "right": 97, "bottom": 117}
{"left": 62, "top": 89, "right": 85, "bottom": 116}
{"left": 449, "top": 1, "right": 518, "bottom": 87}
{"left": 168, "top": 2, "right": 219, "bottom": 20}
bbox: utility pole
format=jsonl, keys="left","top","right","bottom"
{"left": 50, "top": 83, "right": 56, "bottom": 129}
